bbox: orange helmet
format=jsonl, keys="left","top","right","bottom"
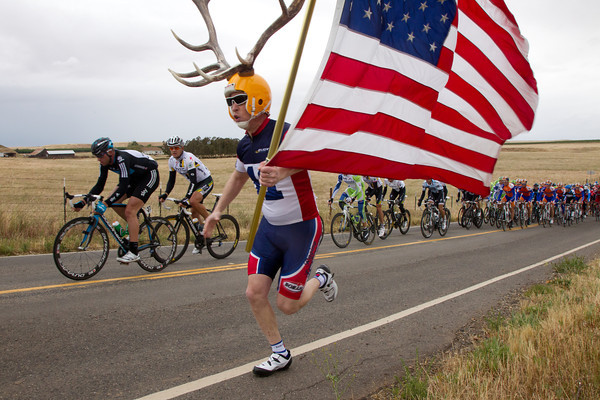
{"left": 224, "top": 72, "right": 271, "bottom": 120}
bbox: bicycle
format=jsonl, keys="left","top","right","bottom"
{"left": 380, "top": 199, "right": 411, "bottom": 239}
{"left": 162, "top": 194, "right": 240, "bottom": 262}
{"left": 330, "top": 204, "right": 376, "bottom": 248}
{"left": 515, "top": 200, "right": 530, "bottom": 229}
{"left": 457, "top": 200, "right": 482, "bottom": 229}
{"left": 530, "top": 200, "right": 541, "bottom": 225}
{"left": 497, "top": 201, "right": 513, "bottom": 231}
{"left": 53, "top": 193, "right": 177, "bottom": 281}
{"left": 420, "top": 199, "right": 449, "bottom": 238}
{"left": 539, "top": 201, "right": 553, "bottom": 228}
{"left": 365, "top": 200, "right": 388, "bottom": 239}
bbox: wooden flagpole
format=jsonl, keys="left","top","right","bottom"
{"left": 245, "top": 0, "right": 317, "bottom": 252}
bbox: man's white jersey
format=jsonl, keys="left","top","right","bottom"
{"left": 168, "top": 151, "right": 211, "bottom": 183}
{"left": 385, "top": 179, "right": 405, "bottom": 190}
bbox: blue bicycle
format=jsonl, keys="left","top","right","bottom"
{"left": 53, "top": 193, "right": 177, "bottom": 280}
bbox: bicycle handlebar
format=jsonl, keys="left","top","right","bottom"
{"left": 65, "top": 192, "right": 103, "bottom": 208}
{"left": 161, "top": 197, "right": 193, "bottom": 215}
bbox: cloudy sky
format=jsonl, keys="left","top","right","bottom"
{"left": 1, "top": 0, "right": 598, "bottom": 148}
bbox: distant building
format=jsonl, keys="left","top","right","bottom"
{"left": 47, "top": 150, "right": 76, "bottom": 159}
{"left": 29, "top": 149, "right": 76, "bottom": 159}
{"left": 29, "top": 148, "right": 48, "bottom": 158}
{"left": 0, "top": 145, "right": 17, "bottom": 157}
{"left": 142, "top": 147, "right": 164, "bottom": 156}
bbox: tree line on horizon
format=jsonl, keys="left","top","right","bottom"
{"left": 12, "top": 137, "right": 240, "bottom": 157}
{"left": 160, "top": 136, "right": 239, "bottom": 157}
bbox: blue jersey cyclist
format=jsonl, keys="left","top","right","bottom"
{"left": 202, "top": 72, "right": 338, "bottom": 377}
{"left": 417, "top": 179, "right": 448, "bottom": 228}
{"left": 538, "top": 180, "right": 556, "bottom": 224}
{"left": 73, "top": 137, "right": 159, "bottom": 263}
{"left": 499, "top": 176, "right": 517, "bottom": 223}
{"left": 516, "top": 179, "right": 534, "bottom": 222}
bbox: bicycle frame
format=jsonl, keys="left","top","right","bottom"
{"left": 69, "top": 194, "right": 158, "bottom": 255}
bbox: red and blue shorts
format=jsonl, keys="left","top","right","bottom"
{"left": 248, "top": 216, "right": 323, "bottom": 300}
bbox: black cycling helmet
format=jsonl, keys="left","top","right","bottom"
{"left": 91, "top": 137, "right": 113, "bottom": 156}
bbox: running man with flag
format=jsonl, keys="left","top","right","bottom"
{"left": 202, "top": 72, "right": 338, "bottom": 376}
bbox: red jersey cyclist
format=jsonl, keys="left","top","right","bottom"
{"left": 516, "top": 179, "right": 534, "bottom": 223}
{"left": 539, "top": 180, "right": 556, "bottom": 224}
{"left": 500, "top": 176, "right": 516, "bottom": 225}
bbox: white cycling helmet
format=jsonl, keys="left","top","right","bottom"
{"left": 166, "top": 135, "right": 184, "bottom": 147}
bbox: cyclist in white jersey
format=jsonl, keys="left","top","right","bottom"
{"left": 384, "top": 179, "right": 408, "bottom": 214}
{"left": 158, "top": 136, "right": 213, "bottom": 253}
{"left": 202, "top": 72, "right": 338, "bottom": 377}
{"left": 418, "top": 179, "right": 448, "bottom": 229}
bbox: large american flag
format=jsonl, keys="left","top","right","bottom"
{"left": 270, "top": 0, "right": 538, "bottom": 195}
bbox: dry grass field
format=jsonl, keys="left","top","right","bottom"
{"left": 1, "top": 141, "right": 600, "bottom": 255}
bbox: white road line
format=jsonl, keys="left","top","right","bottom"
{"left": 136, "top": 238, "right": 600, "bottom": 400}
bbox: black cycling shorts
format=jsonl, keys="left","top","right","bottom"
{"left": 126, "top": 169, "right": 160, "bottom": 203}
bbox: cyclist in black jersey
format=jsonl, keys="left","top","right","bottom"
{"left": 72, "top": 137, "right": 160, "bottom": 263}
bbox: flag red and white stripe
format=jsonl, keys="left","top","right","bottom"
{"left": 270, "top": 0, "right": 538, "bottom": 195}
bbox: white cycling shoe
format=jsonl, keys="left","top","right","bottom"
{"left": 252, "top": 352, "right": 292, "bottom": 377}
{"left": 316, "top": 265, "right": 338, "bottom": 302}
{"left": 116, "top": 251, "right": 140, "bottom": 263}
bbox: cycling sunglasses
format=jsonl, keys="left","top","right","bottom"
{"left": 225, "top": 93, "right": 248, "bottom": 107}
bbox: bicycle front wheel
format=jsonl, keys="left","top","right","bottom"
{"left": 379, "top": 210, "right": 394, "bottom": 239}
{"left": 362, "top": 213, "right": 376, "bottom": 245}
{"left": 53, "top": 217, "right": 109, "bottom": 280}
{"left": 330, "top": 212, "right": 352, "bottom": 248}
{"left": 420, "top": 211, "right": 434, "bottom": 238}
{"left": 165, "top": 214, "right": 190, "bottom": 263}
{"left": 207, "top": 214, "right": 240, "bottom": 259}
{"left": 399, "top": 210, "right": 411, "bottom": 234}
{"left": 137, "top": 217, "right": 177, "bottom": 272}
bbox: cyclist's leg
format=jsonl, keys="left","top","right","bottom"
{"left": 126, "top": 170, "right": 159, "bottom": 246}
{"left": 189, "top": 178, "right": 213, "bottom": 222}
{"left": 338, "top": 192, "right": 349, "bottom": 211}
{"left": 189, "top": 191, "right": 208, "bottom": 221}
{"left": 124, "top": 196, "right": 145, "bottom": 244}
{"left": 436, "top": 192, "right": 446, "bottom": 220}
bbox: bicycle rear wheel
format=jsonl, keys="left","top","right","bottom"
{"left": 330, "top": 212, "right": 352, "bottom": 248}
{"left": 207, "top": 214, "right": 240, "bottom": 259}
{"left": 53, "top": 217, "right": 109, "bottom": 280}
{"left": 137, "top": 217, "right": 176, "bottom": 272}
{"left": 165, "top": 214, "right": 190, "bottom": 263}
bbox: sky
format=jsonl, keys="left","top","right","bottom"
{"left": 1, "top": 0, "right": 599, "bottom": 148}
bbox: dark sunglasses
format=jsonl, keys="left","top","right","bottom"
{"left": 225, "top": 94, "right": 248, "bottom": 107}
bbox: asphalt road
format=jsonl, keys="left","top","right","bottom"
{"left": 2, "top": 218, "right": 600, "bottom": 400}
